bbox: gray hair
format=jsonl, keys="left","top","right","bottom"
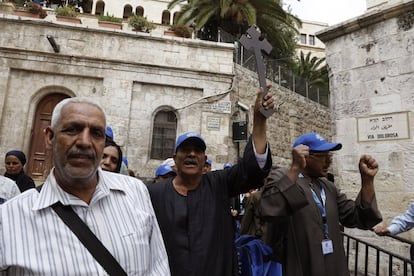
{"left": 51, "top": 97, "right": 107, "bottom": 129}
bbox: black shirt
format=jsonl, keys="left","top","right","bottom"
{"left": 148, "top": 138, "right": 272, "bottom": 276}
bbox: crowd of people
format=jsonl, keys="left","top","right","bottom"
{"left": 0, "top": 84, "right": 411, "bottom": 275}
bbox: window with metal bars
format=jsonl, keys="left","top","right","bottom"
{"left": 150, "top": 110, "right": 177, "bottom": 160}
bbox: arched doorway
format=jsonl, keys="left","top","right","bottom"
{"left": 135, "top": 6, "right": 143, "bottom": 17}
{"left": 83, "top": 0, "right": 93, "bottom": 13}
{"left": 95, "top": 0, "right": 105, "bottom": 16}
{"left": 27, "top": 93, "right": 70, "bottom": 182}
{"left": 123, "top": 4, "right": 132, "bottom": 18}
{"left": 161, "top": 10, "right": 170, "bottom": 25}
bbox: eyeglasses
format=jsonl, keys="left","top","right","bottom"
{"left": 309, "top": 152, "right": 333, "bottom": 159}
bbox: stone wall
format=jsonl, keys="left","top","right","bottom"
{"left": 318, "top": 0, "right": 414, "bottom": 273}
{"left": 230, "top": 65, "right": 332, "bottom": 167}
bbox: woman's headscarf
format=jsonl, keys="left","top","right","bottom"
{"left": 5, "top": 150, "right": 26, "bottom": 166}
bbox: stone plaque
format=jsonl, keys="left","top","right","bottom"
{"left": 203, "top": 101, "right": 231, "bottom": 114}
{"left": 207, "top": 116, "right": 221, "bottom": 130}
{"left": 357, "top": 111, "right": 410, "bottom": 142}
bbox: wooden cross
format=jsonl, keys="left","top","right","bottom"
{"left": 239, "top": 26, "right": 274, "bottom": 118}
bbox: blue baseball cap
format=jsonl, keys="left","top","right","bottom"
{"left": 293, "top": 132, "right": 342, "bottom": 152}
{"left": 223, "top": 162, "right": 233, "bottom": 169}
{"left": 122, "top": 156, "right": 128, "bottom": 168}
{"left": 106, "top": 126, "right": 114, "bottom": 140}
{"left": 161, "top": 158, "right": 175, "bottom": 167}
{"left": 174, "top": 132, "right": 206, "bottom": 152}
{"left": 154, "top": 164, "right": 175, "bottom": 177}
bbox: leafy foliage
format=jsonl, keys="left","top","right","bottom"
{"left": 171, "top": 24, "right": 192, "bottom": 38}
{"left": 292, "top": 51, "right": 329, "bottom": 90}
{"left": 128, "top": 15, "right": 155, "bottom": 32}
{"left": 55, "top": 6, "right": 78, "bottom": 17}
{"left": 98, "top": 13, "right": 123, "bottom": 23}
{"left": 167, "top": 0, "right": 301, "bottom": 63}
{"left": 27, "top": 2, "right": 47, "bottom": 18}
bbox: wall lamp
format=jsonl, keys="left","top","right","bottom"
{"left": 46, "top": 35, "right": 60, "bottom": 53}
{"left": 236, "top": 101, "right": 249, "bottom": 112}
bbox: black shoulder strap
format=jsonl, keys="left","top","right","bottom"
{"left": 37, "top": 185, "right": 127, "bottom": 275}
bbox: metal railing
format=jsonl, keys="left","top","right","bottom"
{"left": 344, "top": 232, "right": 414, "bottom": 276}
{"left": 217, "top": 29, "right": 330, "bottom": 107}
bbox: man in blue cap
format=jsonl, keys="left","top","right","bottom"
{"left": 202, "top": 159, "right": 212, "bottom": 174}
{"left": 154, "top": 164, "right": 176, "bottom": 183}
{"left": 260, "top": 132, "right": 382, "bottom": 276}
{"left": 148, "top": 86, "right": 274, "bottom": 276}
{"left": 223, "top": 162, "right": 233, "bottom": 169}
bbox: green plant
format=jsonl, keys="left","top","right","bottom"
{"left": 98, "top": 13, "right": 123, "bottom": 23}
{"left": 128, "top": 14, "right": 155, "bottom": 32}
{"left": 171, "top": 24, "right": 192, "bottom": 38}
{"left": 9, "top": 0, "right": 25, "bottom": 7}
{"left": 27, "top": 2, "right": 47, "bottom": 18}
{"left": 168, "top": 0, "right": 300, "bottom": 61}
{"left": 55, "top": 5, "right": 78, "bottom": 17}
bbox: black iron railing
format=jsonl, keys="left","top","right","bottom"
{"left": 343, "top": 232, "right": 414, "bottom": 276}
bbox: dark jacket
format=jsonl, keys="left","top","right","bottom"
{"left": 5, "top": 171, "right": 35, "bottom": 192}
{"left": 260, "top": 167, "right": 382, "bottom": 276}
{"left": 148, "top": 137, "right": 272, "bottom": 276}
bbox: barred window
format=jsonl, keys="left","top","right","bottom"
{"left": 151, "top": 110, "right": 177, "bottom": 160}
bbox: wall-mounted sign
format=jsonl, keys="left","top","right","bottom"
{"left": 203, "top": 101, "right": 231, "bottom": 114}
{"left": 357, "top": 111, "right": 410, "bottom": 142}
{"left": 207, "top": 116, "right": 221, "bottom": 130}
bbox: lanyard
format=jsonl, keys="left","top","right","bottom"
{"left": 310, "top": 180, "right": 329, "bottom": 237}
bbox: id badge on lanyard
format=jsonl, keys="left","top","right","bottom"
{"left": 311, "top": 180, "right": 334, "bottom": 255}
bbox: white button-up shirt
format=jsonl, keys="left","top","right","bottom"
{"left": 388, "top": 201, "right": 414, "bottom": 235}
{"left": 0, "top": 175, "right": 20, "bottom": 204}
{"left": 0, "top": 168, "right": 170, "bottom": 275}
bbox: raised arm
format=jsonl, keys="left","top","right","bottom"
{"left": 286, "top": 144, "right": 309, "bottom": 183}
{"left": 359, "top": 154, "right": 378, "bottom": 203}
{"left": 252, "top": 85, "right": 274, "bottom": 154}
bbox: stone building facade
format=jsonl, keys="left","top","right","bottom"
{"left": 296, "top": 19, "right": 328, "bottom": 60}
{"left": 0, "top": 14, "right": 332, "bottom": 181}
{"left": 318, "top": 0, "right": 414, "bottom": 273}
{"left": 89, "top": 0, "right": 180, "bottom": 24}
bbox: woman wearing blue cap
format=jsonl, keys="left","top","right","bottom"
{"left": 4, "top": 150, "right": 35, "bottom": 192}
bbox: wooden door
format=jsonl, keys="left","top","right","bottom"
{"left": 27, "top": 94, "right": 69, "bottom": 181}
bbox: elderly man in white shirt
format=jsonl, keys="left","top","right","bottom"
{"left": 0, "top": 97, "right": 170, "bottom": 275}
